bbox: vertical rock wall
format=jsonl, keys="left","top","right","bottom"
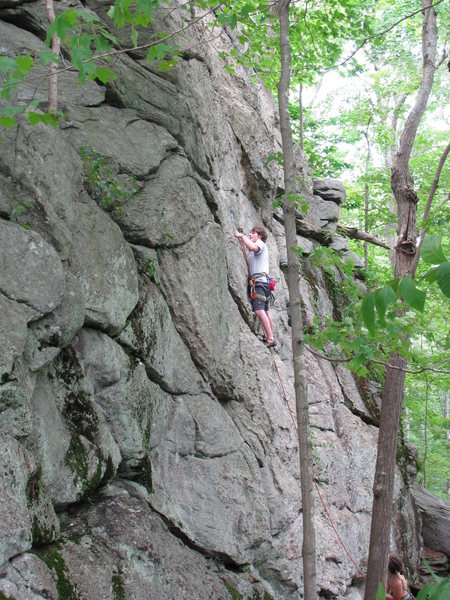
{"left": 0, "top": 2, "right": 421, "bottom": 598}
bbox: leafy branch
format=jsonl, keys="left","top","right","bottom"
{"left": 332, "top": 0, "right": 446, "bottom": 71}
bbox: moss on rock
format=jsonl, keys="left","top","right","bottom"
{"left": 32, "top": 546, "right": 78, "bottom": 600}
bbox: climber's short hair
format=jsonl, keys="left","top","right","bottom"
{"left": 250, "top": 226, "right": 268, "bottom": 242}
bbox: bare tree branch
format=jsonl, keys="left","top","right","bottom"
{"left": 412, "top": 142, "right": 450, "bottom": 274}
{"left": 331, "top": 0, "right": 445, "bottom": 71}
{"left": 306, "top": 346, "right": 450, "bottom": 375}
{"left": 336, "top": 224, "right": 391, "bottom": 250}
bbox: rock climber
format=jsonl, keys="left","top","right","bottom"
{"left": 386, "top": 554, "right": 414, "bottom": 600}
{"left": 234, "top": 226, "right": 276, "bottom": 347}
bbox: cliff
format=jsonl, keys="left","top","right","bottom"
{"left": 0, "top": 1, "right": 425, "bottom": 598}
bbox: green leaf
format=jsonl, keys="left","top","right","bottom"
{"left": 15, "top": 55, "right": 35, "bottom": 71}
{"left": 435, "top": 262, "right": 450, "bottom": 298}
{"left": 25, "top": 112, "right": 59, "bottom": 127}
{"left": 76, "top": 9, "right": 102, "bottom": 24}
{"left": 158, "top": 59, "right": 177, "bottom": 72}
{"left": 265, "top": 152, "right": 284, "bottom": 167}
{"left": 416, "top": 578, "right": 450, "bottom": 600}
{"left": 94, "top": 67, "right": 116, "bottom": 84}
{"left": 0, "top": 115, "right": 17, "bottom": 128}
{"left": 94, "top": 35, "right": 112, "bottom": 53}
{"left": 361, "top": 292, "right": 376, "bottom": 336}
{"left": 1, "top": 105, "right": 25, "bottom": 117}
{"left": 47, "top": 9, "right": 78, "bottom": 44}
{"left": 0, "top": 56, "right": 17, "bottom": 73}
{"left": 40, "top": 50, "right": 59, "bottom": 67}
{"left": 374, "top": 285, "right": 396, "bottom": 321}
{"left": 375, "top": 583, "right": 385, "bottom": 600}
{"left": 131, "top": 26, "right": 138, "bottom": 48}
{"left": 241, "top": 3, "right": 252, "bottom": 18}
{"left": 387, "top": 278, "right": 400, "bottom": 294}
{"left": 399, "top": 276, "right": 426, "bottom": 312}
{"left": 422, "top": 267, "right": 438, "bottom": 284}
{"left": 421, "top": 234, "right": 447, "bottom": 264}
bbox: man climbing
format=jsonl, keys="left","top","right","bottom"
{"left": 234, "top": 226, "right": 276, "bottom": 347}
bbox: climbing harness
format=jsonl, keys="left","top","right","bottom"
{"left": 237, "top": 234, "right": 276, "bottom": 306}
{"left": 268, "top": 347, "right": 367, "bottom": 581}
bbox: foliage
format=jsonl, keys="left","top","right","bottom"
{"left": 0, "top": 0, "right": 231, "bottom": 130}
{"left": 80, "top": 146, "right": 139, "bottom": 211}
{"left": 421, "top": 235, "right": 450, "bottom": 298}
{"left": 375, "top": 583, "right": 386, "bottom": 600}
{"left": 146, "top": 259, "right": 157, "bottom": 280}
{"left": 416, "top": 571, "right": 450, "bottom": 600}
{"left": 226, "top": 0, "right": 378, "bottom": 91}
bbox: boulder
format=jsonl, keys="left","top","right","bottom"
{"left": 123, "top": 281, "right": 204, "bottom": 394}
{"left": 0, "top": 293, "right": 29, "bottom": 378}
{"left": 0, "top": 220, "right": 65, "bottom": 317}
{"left": 68, "top": 199, "right": 139, "bottom": 335}
{"left": 412, "top": 484, "right": 450, "bottom": 556}
{"left": 62, "top": 105, "right": 179, "bottom": 178}
{"left": 149, "top": 392, "right": 270, "bottom": 564}
{"left": 313, "top": 178, "right": 346, "bottom": 204}
{"left": 71, "top": 328, "right": 156, "bottom": 478}
{"left": 0, "top": 435, "right": 59, "bottom": 566}
{"left": 115, "top": 153, "right": 212, "bottom": 247}
{"left": 24, "top": 352, "right": 121, "bottom": 507}
{"left": 0, "top": 19, "right": 105, "bottom": 109}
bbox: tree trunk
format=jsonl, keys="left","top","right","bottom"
{"left": 363, "top": 127, "right": 371, "bottom": 270}
{"left": 45, "top": 0, "right": 60, "bottom": 113}
{"left": 277, "top": 1, "right": 316, "bottom": 597}
{"left": 298, "top": 82, "right": 304, "bottom": 152}
{"left": 423, "top": 377, "right": 430, "bottom": 487}
{"left": 385, "top": 94, "right": 407, "bottom": 261}
{"left": 363, "top": 3, "right": 438, "bottom": 598}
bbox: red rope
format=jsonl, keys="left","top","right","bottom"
{"left": 269, "top": 349, "right": 367, "bottom": 581}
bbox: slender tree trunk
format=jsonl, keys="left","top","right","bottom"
{"left": 278, "top": 2, "right": 316, "bottom": 597}
{"left": 45, "top": 0, "right": 60, "bottom": 113}
{"left": 446, "top": 391, "right": 450, "bottom": 495}
{"left": 363, "top": 3, "right": 438, "bottom": 598}
{"left": 363, "top": 127, "right": 371, "bottom": 270}
{"left": 298, "top": 82, "right": 304, "bottom": 152}
{"left": 385, "top": 95, "right": 407, "bottom": 261}
{"left": 423, "top": 377, "right": 430, "bottom": 487}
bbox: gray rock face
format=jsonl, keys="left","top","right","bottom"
{"left": 0, "top": 435, "right": 59, "bottom": 566}
{"left": 62, "top": 106, "right": 179, "bottom": 179}
{"left": 68, "top": 199, "right": 139, "bottom": 335}
{"left": 412, "top": 484, "right": 450, "bottom": 556}
{"left": 116, "top": 153, "right": 212, "bottom": 247}
{"left": 150, "top": 392, "right": 270, "bottom": 563}
{"left": 0, "top": 2, "right": 428, "bottom": 598}
{"left": 0, "top": 483, "right": 244, "bottom": 600}
{"left": 0, "top": 18, "right": 105, "bottom": 109}
{"left": 124, "top": 281, "right": 205, "bottom": 394}
{"left": 313, "top": 178, "right": 346, "bottom": 204}
{"left": 0, "top": 221, "right": 65, "bottom": 317}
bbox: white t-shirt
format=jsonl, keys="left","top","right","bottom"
{"left": 249, "top": 239, "right": 269, "bottom": 282}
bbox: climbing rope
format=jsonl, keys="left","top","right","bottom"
{"left": 269, "top": 348, "right": 367, "bottom": 581}
{"left": 234, "top": 225, "right": 366, "bottom": 580}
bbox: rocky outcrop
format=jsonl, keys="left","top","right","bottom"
{"left": 0, "top": 1, "right": 430, "bottom": 598}
{"left": 412, "top": 484, "right": 450, "bottom": 557}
